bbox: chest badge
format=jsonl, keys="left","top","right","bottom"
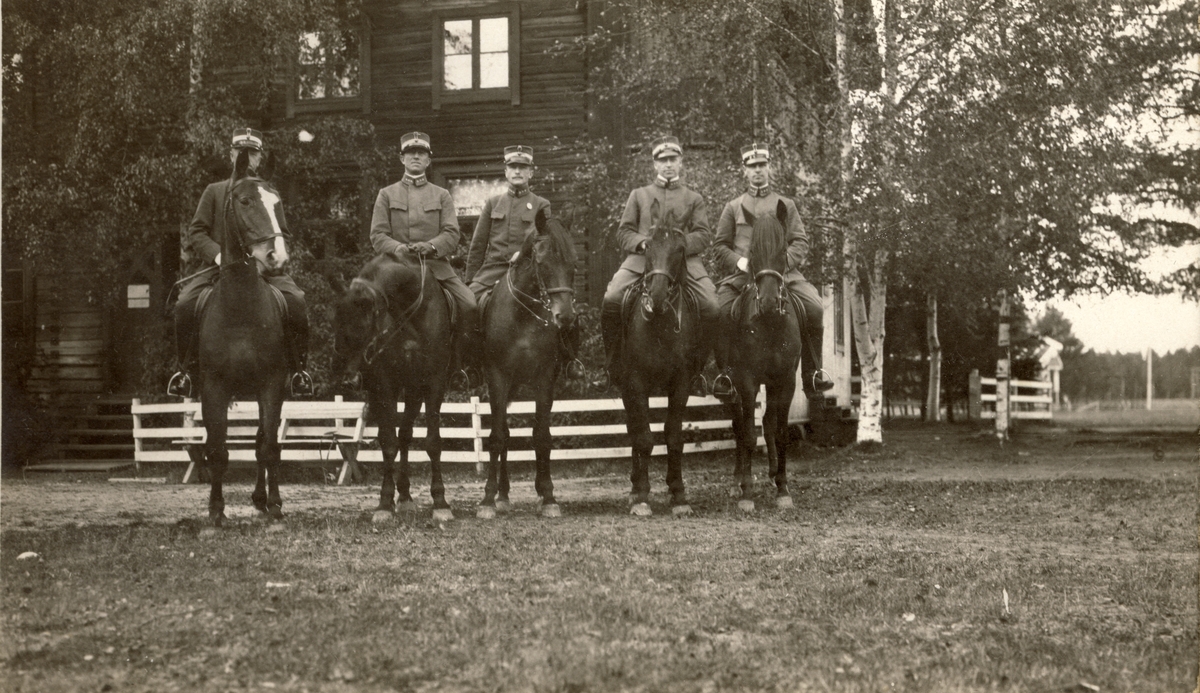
{"left": 527, "top": 202, "right": 533, "bottom": 210}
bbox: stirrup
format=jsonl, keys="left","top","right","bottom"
{"left": 167, "top": 372, "right": 192, "bottom": 398}
{"left": 564, "top": 359, "right": 585, "bottom": 380}
{"left": 711, "top": 371, "right": 736, "bottom": 402}
{"left": 450, "top": 367, "right": 473, "bottom": 392}
{"left": 810, "top": 369, "right": 835, "bottom": 392}
{"left": 290, "top": 371, "right": 314, "bottom": 398}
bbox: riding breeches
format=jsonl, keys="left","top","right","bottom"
{"left": 601, "top": 268, "right": 719, "bottom": 323}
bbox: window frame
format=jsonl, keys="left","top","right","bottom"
{"left": 287, "top": 14, "right": 372, "bottom": 117}
{"left": 431, "top": 3, "right": 521, "bottom": 110}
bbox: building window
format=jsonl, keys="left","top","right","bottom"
{"left": 288, "top": 18, "right": 371, "bottom": 116}
{"left": 432, "top": 4, "right": 520, "bottom": 109}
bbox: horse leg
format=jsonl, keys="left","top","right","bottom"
{"left": 201, "top": 398, "right": 229, "bottom": 527}
{"left": 252, "top": 428, "right": 269, "bottom": 513}
{"left": 261, "top": 397, "right": 284, "bottom": 519}
{"left": 373, "top": 392, "right": 399, "bottom": 521}
{"left": 396, "top": 393, "right": 420, "bottom": 514}
{"left": 426, "top": 398, "right": 453, "bottom": 523}
{"left": 622, "top": 385, "right": 653, "bottom": 516}
{"left": 664, "top": 384, "right": 691, "bottom": 516}
{"left": 479, "top": 378, "right": 509, "bottom": 520}
{"left": 533, "top": 383, "right": 560, "bottom": 518}
{"left": 735, "top": 380, "right": 758, "bottom": 513}
{"left": 769, "top": 384, "right": 796, "bottom": 509}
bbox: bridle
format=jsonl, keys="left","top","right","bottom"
{"left": 639, "top": 239, "right": 686, "bottom": 333}
{"left": 752, "top": 268, "right": 788, "bottom": 317}
{"left": 505, "top": 239, "right": 575, "bottom": 328}
{"left": 223, "top": 178, "right": 286, "bottom": 263}
{"left": 355, "top": 254, "right": 429, "bottom": 366}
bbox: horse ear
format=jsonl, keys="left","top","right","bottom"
{"left": 743, "top": 206, "right": 756, "bottom": 227}
{"left": 649, "top": 198, "right": 661, "bottom": 230}
{"left": 258, "top": 151, "right": 275, "bottom": 181}
{"left": 776, "top": 200, "right": 788, "bottom": 226}
{"left": 535, "top": 207, "right": 549, "bottom": 235}
{"left": 234, "top": 149, "right": 250, "bottom": 180}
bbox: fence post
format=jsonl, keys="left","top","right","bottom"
{"left": 968, "top": 370, "right": 981, "bottom": 420}
{"left": 131, "top": 398, "right": 142, "bottom": 474}
{"left": 995, "top": 290, "right": 1011, "bottom": 440}
{"left": 471, "top": 396, "right": 485, "bottom": 475}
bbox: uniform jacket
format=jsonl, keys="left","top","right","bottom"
{"left": 185, "top": 179, "right": 294, "bottom": 275}
{"left": 615, "top": 181, "right": 711, "bottom": 279}
{"left": 713, "top": 190, "right": 809, "bottom": 289}
{"left": 466, "top": 189, "right": 552, "bottom": 288}
{"left": 370, "top": 179, "right": 461, "bottom": 281}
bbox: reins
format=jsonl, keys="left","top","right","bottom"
{"left": 358, "top": 254, "right": 429, "bottom": 366}
{"left": 505, "top": 250, "right": 574, "bottom": 328}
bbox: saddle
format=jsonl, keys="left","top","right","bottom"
{"left": 728, "top": 281, "right": 806, "bottom": 328}
{"left": 620, "top": 278, "right": 698, "bottom": 329}
{"left": 194, "top": 280, "right": 289, "bottom": 322}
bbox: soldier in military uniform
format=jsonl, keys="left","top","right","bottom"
{"left": 369, "top": 131, "right": 477, "bottom": 375}
{"left": 599, "top": 135, "right": 719, "bottom": 385}
{"left": 168, "top": 128, "right": 313, "bottom": 398}
{"left": 710, "top": 142, "right": 834, "bottom": 400}
{"left": 465, "top": 145, "right": 582, "bottom": 379}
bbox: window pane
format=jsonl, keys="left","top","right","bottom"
{"left": 479, "top": 17, "right": 508, "bottom": 53}
{"left": 480, "top": 52, "right": 508, "bottom": 88}
{"left": 444, "top": 54, "right": 472, "bottom": 90}
{"left": 443, "top": 20, "right": 473, "bottom": 56}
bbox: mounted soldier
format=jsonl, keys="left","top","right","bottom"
{"left": 599, "top": 135, "right": 719, "bottom": 386}
{"left": 369, "top": 131, "right": 477, "bottom": 378}
{"left": 711, "top": 142, "right": 834, "bottom": 400}
{"left": 168, "top": 128, "right": 313, "bottom": 398}
{"left": 466, "top": 145, "right": 582, "bottom": 379}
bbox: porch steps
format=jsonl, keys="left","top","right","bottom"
{"left": 25, "top": 396, "right": 135, "bottom": 474}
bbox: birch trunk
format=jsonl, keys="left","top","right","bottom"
{"left": 925, "top": 292, "right": 942, "bottom": 421}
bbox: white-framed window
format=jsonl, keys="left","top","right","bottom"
{"left": 288, "top": 17, "right": 371, "bottom": 116}
{"left": 432, "top": 4, "right": 520, "bottom": 109}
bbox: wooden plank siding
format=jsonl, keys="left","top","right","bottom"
{"left": 28, "top": 274, "right": 108, "bottom": 397}
{"left": 360, "top": 0, "right": 596, "bottom": 298}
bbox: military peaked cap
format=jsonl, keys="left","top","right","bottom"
{"left": 650, "top": 135, "right": 682, "bottom": 159}
{"left": 231, "top": 128, "right": 264, "bottom": 151}
{"left": 504, "top": 145, "right": 534, "bottom": 165}
{"left": 400, "top": 132, "right": 432, "bottom": 154}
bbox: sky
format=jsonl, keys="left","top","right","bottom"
{"left": 1037, "top": 243, "right": 1200, "bottom": 355}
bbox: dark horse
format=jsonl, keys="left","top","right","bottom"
{"left": 198, "top": 150, "right": 291, "bottom": 526}
{"left": 333, "top": 250, "right": 455, "bottom": 522}
{"left": 477, "top": 209, "right": 577, "bottom": 519}
{"left": 726, "top": 201, "right": 802, "bottom": 511}
{"left": 619, "top": 202, "right": 706, "bottom": 516}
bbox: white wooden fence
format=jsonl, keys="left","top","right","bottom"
{"left": 132, "top": 393, "right": 766, "bottom": 484}
{"left": 973, "top": 376, "right": 1053, "bottom": 421}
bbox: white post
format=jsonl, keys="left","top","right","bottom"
{"left": 471, "top": 396, "right": 485, "bottom": 475}
{"left": 1145, "top": 348, "right": 1153, "bottom": 411}
{"left": 995, "top": 290, "right": 1011, "bottom": 441}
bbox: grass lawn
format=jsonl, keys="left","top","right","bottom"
{"left": 1, "top": 423, "right": 1196, "bottom": 692}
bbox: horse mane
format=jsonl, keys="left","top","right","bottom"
{"left": 355, "top": 254, "right": 426, "bottom": 312}
{"left": 748, "top": 212, "right": 787, "bottom": 273}
{"left": 521, "top": 216, "right": 577, "bottom": 265}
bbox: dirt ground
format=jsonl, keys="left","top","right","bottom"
{"left": 2, "top": 423, "right": 1195, "bottom": 531}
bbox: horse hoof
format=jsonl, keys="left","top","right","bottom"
{"left": 671, "top": 504, "right": 693, "bottom": 517}
{"left": 495, "top": 500, "right": 512, "bottom": 513}
{"left": 372, "top": 510, "right": 394, "bottom": 524}
{"left": 397, "top": 501, "right": 418, "bottom": 514}
{"left": 630, "top": 503, "right": 652, "bottom": 517}
{"left": 776, "top": 495, "right": 795, "bottom": 510}
{"left": 268, "top": 506, "right": 284, "bottom": 520}
{"left": 477, "top": 506, "right": 497, "bottom": 520}
{"left": 737, "top": 500, "right": 756, "bottom": 513}
{"left": 432, "top": 508, "right": 455, "bottom": 522}
{"left": 541, "top": 503, "right": 562, "bottom": 518}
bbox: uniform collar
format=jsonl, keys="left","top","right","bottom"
{"left": 508, "top": 184, "right": 530, "bottom": 198}
{"left": 654, "top": 175, "right": 681, "bottom": 190}
{"left": 402, "top": 173, "right": 427, "bottom": 187}
{"left": 749, "top": 184, "right": 771, "bottom": 198}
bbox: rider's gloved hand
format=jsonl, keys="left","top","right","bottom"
{"left": 214, "top": 252, "right": 222, "bottom": 266}
{"left": 635, "top": 241, "right": 647, "bottom": 254}
{"left": 509, "top": 251, "right": 521, "bottom": 263}
{"left": 411, "top": 241, "right": 437, "bottom": 257}
{"left": 737, "top": 257, "right": 750, "bottom": 273}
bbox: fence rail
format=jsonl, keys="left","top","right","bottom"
{"left": 132, "top": 392, "right": 766, "bottom": 482}
{"left": 971, "top": 374, "right": 1054, "bottom": 421}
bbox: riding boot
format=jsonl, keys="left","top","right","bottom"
{"left": 799, "top": 312, "right": 834, "bottom": 395}
{"left": 286, "top": 302, "right": 314, "bottom": 398}
{"left": 559, "top": 322, "right": 585, "bottom": 380}
{"left": 600, "top": 303, "right": 624, "bottom": 388}
{"left": 168, "top": 308, "right": 198, "bottom": 398}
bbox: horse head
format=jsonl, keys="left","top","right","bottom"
{"left": 641, "top": 200, "right": 688, "bottom": 316}
{"left": 517, "top": 208, "right": 577, "bottom": 330}
{"left": 332, "top": 273, "right": 389, "bottom": 385}
{"left": 225, "top": 149, "right": 289, "bottom": 275}
{"left": 745, "top": 200, "right": 789, "bottom": 318}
